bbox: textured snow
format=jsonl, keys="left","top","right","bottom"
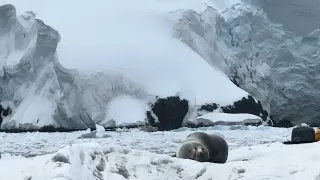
{"left": 1, "top": 126, "right": 319, "bottom": 179}
{"left": 0, "top": 1, "right": 261, "bottom": 130}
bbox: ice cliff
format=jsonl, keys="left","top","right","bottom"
{"left": 175, "top": 1, "right": 320, "bottom": 126}
{"left": 1, "top": 0, "right": 319, "bottom": 131}
{"left": 0, "top": 3, "right": 272, "bottom": 131}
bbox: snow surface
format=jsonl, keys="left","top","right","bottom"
{"left": 194, "top": 112, "right": 262, "bottom": 126}
{"left": 1, "top": 126, "right": 319, "bottom": 179}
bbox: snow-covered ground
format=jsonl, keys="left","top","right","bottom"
{"left": 2, "top": 126, "right": 320, "bottom": 179}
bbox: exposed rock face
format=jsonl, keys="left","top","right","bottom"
{"left": 274, "top": 119, "right": 294, "bottom": 128}
{"left": 146, "top": 95, "right": 269, "bottom": 131}
{"left": 0, "top": 102, "right": 13, "bottom": 125}
{"left": 199, "top": 95, "right": 268, "bottom": 121}
{"left": 173, "top": 2, "right": 320, "bottom": 126}
{"left": 147, "top": 96, "right": 189, "bottom": 131}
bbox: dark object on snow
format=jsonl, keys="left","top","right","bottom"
{"left": 274, "top": 119, "right": 295, "bottom": 128}
{"left": 146, "top": 94, "right": 270, "bottom": 131}
{"left": 283, "top": 125, "right": 316, "bottom": 145}
{"left": 0, "top": 103, "right": 13, "bottom": 126}
{"left": 146, "top": 96, "right": 189, "bottom": 131}
{"left": 199, "top": 95, "right": 269, "bottom": 122}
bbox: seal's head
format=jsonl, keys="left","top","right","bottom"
{"left": 176, "top": 141, "right": 209, "bottom": 162}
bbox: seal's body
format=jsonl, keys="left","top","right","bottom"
{"left": 176, "top": 132, "right": 228, "bottom": 163}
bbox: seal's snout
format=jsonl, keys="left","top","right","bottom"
{"left": 198, "top": 149, "right": 204, "bottom": 157}
{"left": 195, "top": 146, "right": 208, "bottom": 162}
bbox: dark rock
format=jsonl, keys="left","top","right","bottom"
{"left": 0, "top": 124, "right": 147, "bottom": 133}
{"left": 0, "top": 103, "right": 13, "bottom": 126}
{"left": 230, "top": 76, "right": 240, "bottom": 87}
{"left": 198, "top": 103, "right": 219, "bottom": 113}
{"left": 274, "top": 119, "right": 295, "bottom": 128}
{"left": 184, "top": 121, "right": 214, "bottom": 129}
{"left": 220, "top": 95, "right": 268, "bottom": 121}
{"left": 244, "top": 121, "right": 262, "bottom": 126}
{"left": 146, "top": 96, "right": 189, "bottom": 131}
{"left": 199, "top": 95, "right": 269, "bottom": 121}
{"left": 105, "top": 124, "right": 145, "bottom": 131}
{"left": 145, "top": 94, "right": 270, "bottom": 131}
{"left": 309, "top": 122, "right": 320, "bottom": 127}
{"left": 0, "top": 125, "right": 87, "bottom": 133}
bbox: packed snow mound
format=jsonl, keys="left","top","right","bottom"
{"left": 1, "top": 141, "right": 320, "bottom": 180}
{"left": 0, "top": 2, "right": 270, "bottom": 130}
{"left": 194, "top": 112, "right": 262, "bottom": 126}
{"left": 174, "top": 1, "right": 320, "bottom": 126}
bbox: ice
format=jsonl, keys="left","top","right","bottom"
{"left": 95, "top": 124, "right": 105, "bottom": 136}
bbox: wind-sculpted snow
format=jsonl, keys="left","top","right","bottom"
{"left": 174, "top": 2, "right": 320, "bottom": 125}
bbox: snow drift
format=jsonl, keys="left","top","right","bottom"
{"left": 0, "top": 1, "right": 271, "bottom": 131}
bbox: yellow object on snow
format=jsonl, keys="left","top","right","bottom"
{"left": 315, "top": 128, "right": 320, "bottom": 142}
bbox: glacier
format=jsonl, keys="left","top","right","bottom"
{"left": 174, "top": 0, "right": 320, "bottom": 126}
{"left": 0, "top": 0, "right": 320, "bottom": 130}
{"left": 0, "top": 1, "right": 270, "bottom": 131}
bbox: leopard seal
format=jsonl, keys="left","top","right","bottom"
{"left": 175, "top": 132, "right": 228, "bottom": 163}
